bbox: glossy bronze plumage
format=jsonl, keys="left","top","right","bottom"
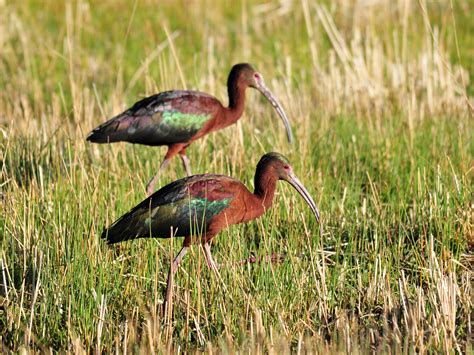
{"left": 87, "top": 64, "right": 292, "bottom": 195}
{"left": 102, "top": 152, "right": 320, "bottom": 313}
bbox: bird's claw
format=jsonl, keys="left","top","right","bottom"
{"left": 238, "top": 252, "right": 286, "bottom": 266}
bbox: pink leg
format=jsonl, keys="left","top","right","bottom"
{"left": 203, "top": 242, "right": 219, "bottom": 272}
{"left": 146, "top": 158, "right": 170, "bottom": 196}
{"left": 163, "top": 245, "right": 188, "bottom": 317}
{"left": 146, "top": 144, "right": 186, "bottom": 196}
{"left": 202, "top": 242, "right": 230, "bottom": 294}
{"left": 179, "top": 154, "right": 192, "bottom": 176}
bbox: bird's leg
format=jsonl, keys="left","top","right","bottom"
{"left": 146, "top": 144, "right": 185, "bottom": 196}
{"left": 163, "top": 245, "right": 188, "bottom": 317}
{"left": 202, "top": 242, "right": 230, "bottom": 295}
{"left": 203, "top": 242, "right": 219, "bottom": 272}
{"left": 146, "top": 143, "right": 186, "bottom": 196}
{"left": 146, "top": 159, "right": 170, "bottom": 196}
{"left": 179, "top": 151, "right": 192, "bottom": 176}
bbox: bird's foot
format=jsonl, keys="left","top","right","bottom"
{"left": 238, "top": 252, "right": 286, "bottom": 266}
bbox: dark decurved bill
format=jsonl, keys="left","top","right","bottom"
{"left": 255, "top": 82, "right": 293, "bottom": 144}
{"left": 286, "top": 171, "right": 320, "bottom": 222}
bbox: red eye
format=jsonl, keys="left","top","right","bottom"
{"left": 254, "top": 73, "right": 261, "bottom": 80}
{"left": 283, "top": 165, "right": 290, "bottom": 170}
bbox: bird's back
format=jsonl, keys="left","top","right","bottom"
{"left": 102, "top": 174, "right": 243, "bottom": 244}
{"left": 87, "top": 91, "right": 222, "bottom": 146}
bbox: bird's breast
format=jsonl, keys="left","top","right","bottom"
{"left": 209, "top": 193, "right": 266, "bottom": 232}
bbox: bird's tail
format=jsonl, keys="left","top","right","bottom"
{"left": 101, "top": 209, "right": 142, "bottom": 244}
{"left": 86, "top": 113, "right": 130, "bottom": 143}
{"left": 101, "top": 226, "right": 123, "bottom": 244}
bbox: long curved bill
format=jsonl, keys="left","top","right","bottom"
{"left": 255, "top": 82, "right": 293, "bottom": 144}
{"left": 286, "top": 171, "right": 320, "bottom": 222}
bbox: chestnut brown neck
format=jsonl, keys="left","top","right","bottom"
{"left": 253, "top": 165, "right": 278, "bottom": 210}
{"left": 221, "top": 78, "right": 248, "bottom": 126}
{"left": 237, "top": 163, "right": 279, "bottom": 223}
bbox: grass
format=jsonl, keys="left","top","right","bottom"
{"left": 1, "top": 0, "right": 473, "bottom": 352}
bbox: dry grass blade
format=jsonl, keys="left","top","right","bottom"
{"left": 0, "top": 0, "right": 472, "bottom": 353}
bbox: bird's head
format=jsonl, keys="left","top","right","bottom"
{"left": 228, "top": 63, "right": 293, "bottom": 143}
{"left": 257, "top": 152, "right": 320, "bottom": 222}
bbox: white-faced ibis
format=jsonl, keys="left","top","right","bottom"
{"left": 87, "top": 63, "right": 292, "bottom": 195}
{"left": 102, "top": 152, "right": 320, "bottom": 312}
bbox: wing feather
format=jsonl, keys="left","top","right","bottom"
{"left": 87, "top": 91, "right": 220, "bottom": 145}
{"left": 102, "top": 175, "right": 236, "bottom": 244}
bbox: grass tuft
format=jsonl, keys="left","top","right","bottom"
{"left": 1, "top": 0, "right": 472, "bottom": 352}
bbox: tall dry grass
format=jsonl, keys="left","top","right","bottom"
{"left": 1, "top": 0, "right": 472, "bottom": 352}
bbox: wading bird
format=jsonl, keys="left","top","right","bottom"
{"left": 87, "top": 64, "right": 292, "bottom": 195}
{"left": 102, "top": 152, "right": 320, "bottom": 313}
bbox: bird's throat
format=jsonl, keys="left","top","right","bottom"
{"left": 225, "top": 80, "right": 246, "bottom": 122}
{"left": 254, "top": 168, "right": 278, "bottom": 210}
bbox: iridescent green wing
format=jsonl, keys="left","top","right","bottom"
{"left": 102, "top": 175, "right": 235, "bottom": 244}
{"left": 87, "top": 90, "right": 219, "bottom": 145}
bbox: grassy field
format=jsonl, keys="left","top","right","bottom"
{"left": 1, "top": 0, "right": 473, "bottom": 352}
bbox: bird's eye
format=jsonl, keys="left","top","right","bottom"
{"left": 283, "top": 165, "right": 290, "bottom": 170}
{"left": 254, "top": 73, "right": 261, "bottom": 80}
